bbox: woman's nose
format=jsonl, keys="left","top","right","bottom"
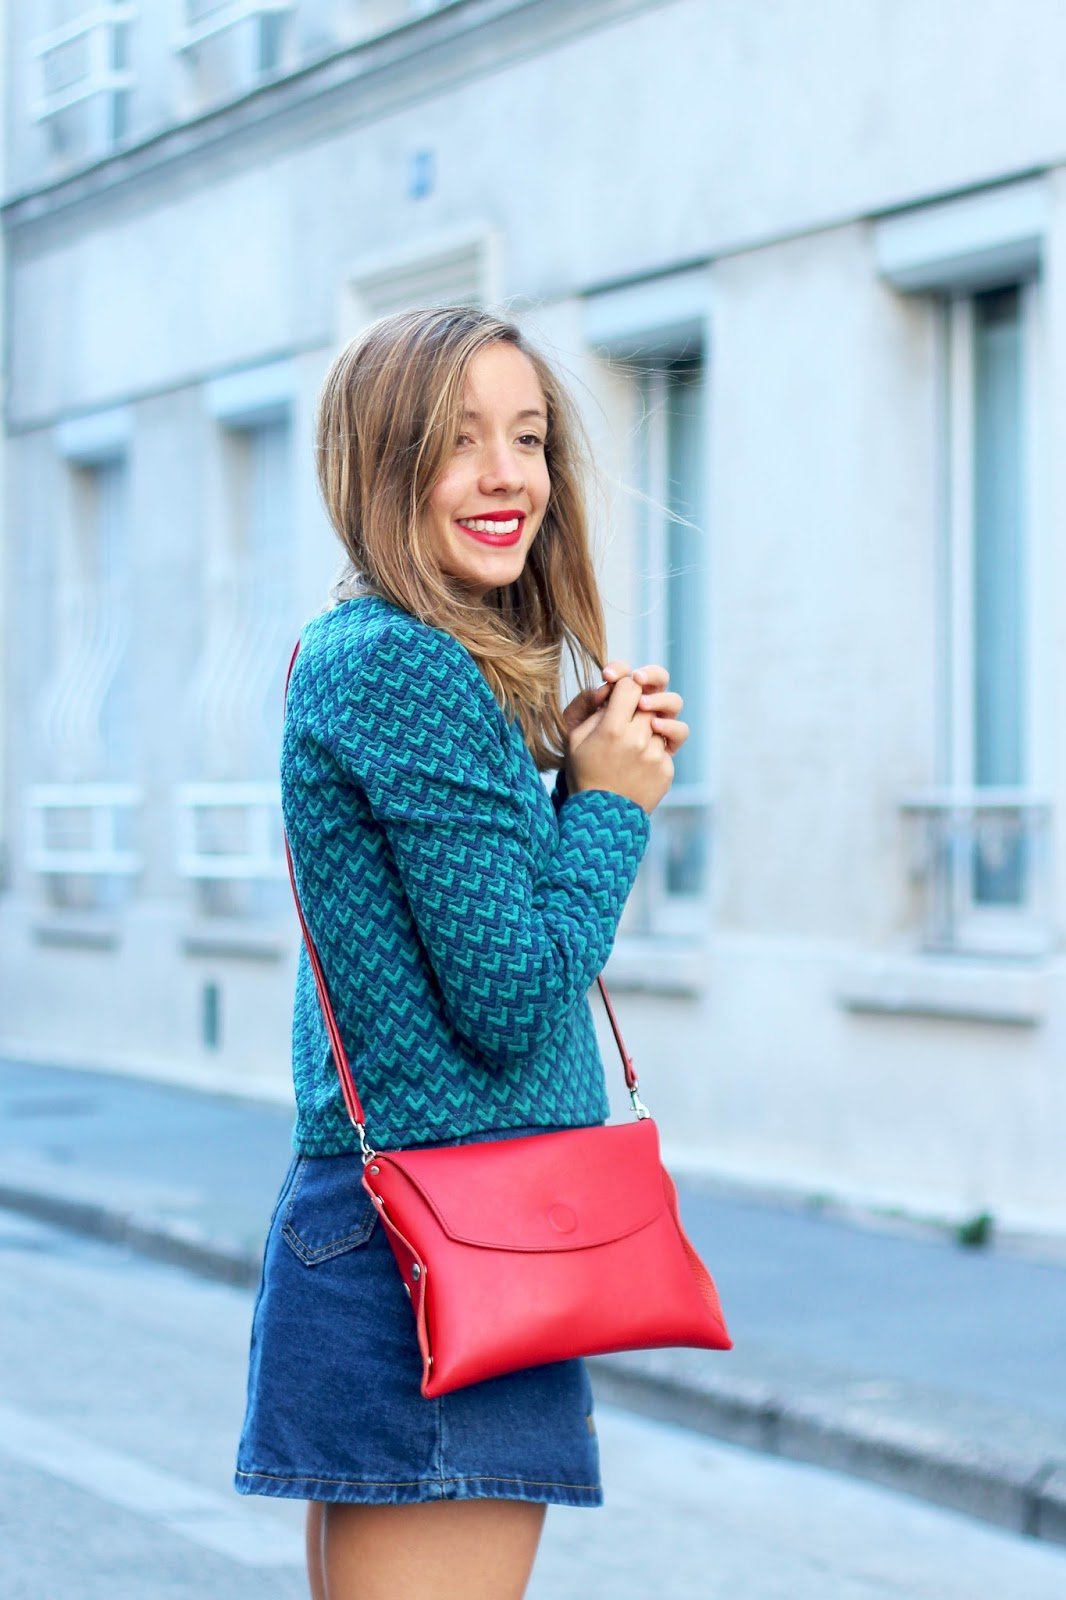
{"left": 479, "top": 440, "right": 523, "bottom": 491}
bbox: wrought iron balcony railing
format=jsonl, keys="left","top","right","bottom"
{"left": 900, "top": 787, "right": 1054, "bottom": 957}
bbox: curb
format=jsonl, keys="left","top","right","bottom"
{"left": 3, "top": 1180, "right": 1064, "bottom": 1548}
{"left": 0, "top": 1183, "right": 262, "bottom": 1291}
{"left": 588, "top": 1350, "right": 1066, "bottom": 1548}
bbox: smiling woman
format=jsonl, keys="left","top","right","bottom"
{"left": 233, "top": 306, "right": 685, "bottom": 1600}
{"left": 311, "top": 306, "right": 617, "bottom": 773}
{"left": 425, "top": 343, "right": 551, "bottom": 598}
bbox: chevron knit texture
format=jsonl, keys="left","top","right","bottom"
{"left": 283, "top": 594, "right": 651, "bottom": 1155}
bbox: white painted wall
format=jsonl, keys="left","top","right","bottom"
{"left": 0, "top": 0, "right": 7, "bottom": 902}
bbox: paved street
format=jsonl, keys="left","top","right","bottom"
{"left": 3, "top": 1054, "right": 1066, "bottom": 1544}
{"left": 3, "top": 1206, "right": 1066, "bottom": 1599}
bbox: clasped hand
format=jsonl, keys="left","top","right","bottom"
{"left": 559, "top": 660, "right": 690, "bottom": 814}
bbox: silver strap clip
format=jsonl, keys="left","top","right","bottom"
{"left": 629, "top": 1084, "right": 652, "bottom": 1120}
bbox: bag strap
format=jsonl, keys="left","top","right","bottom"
{"left": 282, "top": 639, "right": 648, "bottom": 1159}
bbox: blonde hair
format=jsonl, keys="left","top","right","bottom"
{"left": 315, "top": 306, "right": 609, "bottom": 771}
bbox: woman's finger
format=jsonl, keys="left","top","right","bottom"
{"left": 648, "top": 716, "right": 689, "bottom": 753}
{"left": 602, "top": 661, "right": 672, "bottom": 692}
{"left": 631, "top": 663, "right": 670, "bottom": 689}
{"left": 635, "top": 690, "right": 683, "bottom": 716}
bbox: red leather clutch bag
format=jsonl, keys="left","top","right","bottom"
{"left": 361, "top": 1117, "right": 731, "bottom": 1397}
{"left": 283, "top": 641, "right": 732, "bottom": 1398}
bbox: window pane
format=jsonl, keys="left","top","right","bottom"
{"left": 109, "top": 90, "right": 130, "bottom": 144}
{"left": 249, "top": 417, "right": 290, "bottom": 579}
{"left": 248, "top": 416, "right": 293, "bottom": 770}
{"left": 111, "top": 20, "right": 130, "bottom": 70}
{"left": 971, "top": 285, "right": 1025, "bottom": 903}
{"left": 664, "top": 365, "right": 706, "bottom": 787}
{"left": 663, "top": 363, "right": 708, "bottom": 898}
{"left": 257, "top": 14, "right": 284, "bottom": 74}
{"left": 632, "top": 358, "right": 710, "bottom": 922}
{"left": 95, "top": 457, "right": 133, "bottom": 777}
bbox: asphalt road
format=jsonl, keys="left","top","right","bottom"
{"left": 3, "top": 1207, "right": 1066, "bottom": 1599}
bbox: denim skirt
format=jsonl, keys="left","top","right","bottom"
{"left": 233, "top": 1127, "right": 603, "bottom": 1507}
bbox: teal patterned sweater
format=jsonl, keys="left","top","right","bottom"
{"left": 283, "top": 594, "right": 651, "bottom": 1155}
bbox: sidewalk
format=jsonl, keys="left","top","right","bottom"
{"left": 2, "top": 1053, "right": 1064, "bottom": 1546}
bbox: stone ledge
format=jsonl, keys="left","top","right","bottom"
{"left": 836, "top": 951, "right": 1050, "bottom": 1025}
{"left": 31, "top": 914, "right": 121, "bottom": 951}
{"left": 603, "top": 937, "right": 709, "bottom": 994}
{"left": 180, "top": 920, "right": 290, "bottom": 961}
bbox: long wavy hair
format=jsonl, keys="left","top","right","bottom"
{"left": 315, "top": 306, "right": 609, "bottom": 771}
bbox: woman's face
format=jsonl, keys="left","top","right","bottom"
{"left": 424, "top": 342, "right": 551, "bottom": 600}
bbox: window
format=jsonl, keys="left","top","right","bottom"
{"left": 108, "top": 12, "right": 132, "bottom": 137}
{"left": 177, "top": 0, "right": 290, "bottom": 46}
{"left": 45, "top": 454, "right": 134, "bottom": 780}
{"left": 623, "top": 359, "right": 711, "bottom": 939}
{"left": 174, "top": 0, "right": 292, "bottom": 105}
{"left": 240, "top": 415, "right": 294, "bottom": 768}
{"left": 30, "top": 451, "right": 140, "bottom": 911}
{"left": 256, "top": 8, "right": 285, "bottom": 72}
{"left": 330, "top": 1, "right": 460, "bottom": 49}
{"left": 902, "top": 281, "right": 1051, "bottom": 955}
{"left": 88, "top": 458, "right": 135, "bottom": 774}
{"left": 182, "top": 401, "right": 294, "bottom": 919}
{"left": 31, "top": 4, "right": 136, "bottom": 162}
{"left": 873, "top": 179, "right": 1052, "bottom": 959}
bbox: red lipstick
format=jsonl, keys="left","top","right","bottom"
{"left": 455, "top": 511, "right": 526, "bottom": 547}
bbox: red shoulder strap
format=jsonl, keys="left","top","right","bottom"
{"left": 282, "top": 639, "right": 641, "bottom": 1137}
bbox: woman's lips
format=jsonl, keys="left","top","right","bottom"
{"left": 455, "top": 513, "right": 525, "bottom": 547}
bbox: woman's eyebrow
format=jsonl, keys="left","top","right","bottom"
{"left": 461, "top": 407, "right": 548, "bottom": 423}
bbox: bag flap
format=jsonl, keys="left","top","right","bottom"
{"left": 374, "top": 1119, "right": 667, "bottom": 1252}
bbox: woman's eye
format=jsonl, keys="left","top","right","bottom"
{"left": 517, "top": 433, "right": 544, "bottom": 448}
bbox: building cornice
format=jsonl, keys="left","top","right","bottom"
{"left": 2, "top": 0, "right": 674, "bottom": 243}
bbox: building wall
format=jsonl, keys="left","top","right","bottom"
{"left": 4, "top": 0, "right": 1066, "bottom": 1229}
{"left": 0, "top": 0, "right": 7, "bottom": 900}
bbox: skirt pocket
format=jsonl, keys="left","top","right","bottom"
{"left": 280, "top": 1152, "right": 378, "bottom": 1265}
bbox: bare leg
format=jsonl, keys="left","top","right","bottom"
{"left": 306, "top": 1501, "right": 326, "bottom": 1600}
{"left": 322, "top": 1497, "right": 546, "bottom": 1600}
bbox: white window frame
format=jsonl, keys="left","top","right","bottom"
{"left": 175, "top": 780, "right": 287, "bottom": 924}
{"left": 924, "top": 285, "right": 1048, "bottom": 955}
{"left": 174, "top": 0, "right": 291, "bottom": 52}
{"left": 899, "top": 788, "right": 1053, "bottom": 958}
{"left": 180, "top": 365, "right": 296, "bottom": 917}
{"left": 30, "top": 5, "right": 136, "bottom": 121}
{"left": 583, "top": 268, "right": 714, "bottom": 957}
{"left": 39, "top": 414, "right": 135, "bottom": 794}
{"left": 31, "top": 434, "right": 138, "bottom": 913}
{"left": 175, "top": 782, "right": 286, "bottom": 881}
{"left": 875, "top": 180, "right": 1053, "bottom": 960}
{"left": 26, "top": 784, "right": 142, "bottom": 879}
{"left": 624, "top": 360, "right": 713, "bottom": 942}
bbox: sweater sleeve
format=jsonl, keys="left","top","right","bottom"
{"left": 329, "top": 623, "right": 650, "bottom": 1071}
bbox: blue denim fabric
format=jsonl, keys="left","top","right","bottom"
{"left": 233, "top": 1126, "right": 603, "bottom": 1507}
